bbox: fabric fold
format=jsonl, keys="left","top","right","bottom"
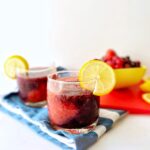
{"left": 0, "top": 93, "right": 127, "bottom": 150}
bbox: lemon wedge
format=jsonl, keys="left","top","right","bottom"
{"left": 78, "top": 60, "right": 116, "bottom": 96}
{"left": 4, "top": 55, "right": 29, "bottom": 79}
{"left": 140, "top": 81, "right": 150, "bottom": 92}
{"left": 143, "top": 76, "right": 150, "bottom": 81}
{"left": 142, "top": 93, "right": 150, "bottom": 104}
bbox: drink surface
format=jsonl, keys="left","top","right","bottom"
{"left": 47, "top": 76, "right": 99, "bottom": 129}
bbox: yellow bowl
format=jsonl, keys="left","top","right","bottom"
{"left": 114, "top": 66, "right": 147, "bottom": 89}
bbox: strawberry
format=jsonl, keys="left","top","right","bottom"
{"left": 104, "top": 49, "right": 117, "bottom": 60}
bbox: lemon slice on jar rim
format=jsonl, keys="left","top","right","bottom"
{"left": 78, "top": 60, "right": 116, "bottom": 96}
{"left": 4, "top": 55, "right": 29, "bottom": 79}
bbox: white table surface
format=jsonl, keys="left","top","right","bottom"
{"left": 0, "top": 107, "right": 150, "bottom": 150}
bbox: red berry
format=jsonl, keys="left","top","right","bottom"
{"left": 112, "top": 56, "right": 123, "bottom": 69}
{"left": 102, "top": 50, "right": 141, "bottom": 69}
{"left": 116, "top": 57, "right": 122, "bottom": 64}
{"left": 135, "top": 61, "right": 141, "bottom": 67}
{"left": 106, "top": 60, "right": 115, "bottom": 68}
{"left": 104, "top": 49, "right": 117, "bottom": 60}
{"left": 115, "top": 64, "right": 122, "bottom": 69}
{"left": 117, "top": 58, "right": 123, "bottom": 67}
{"left": 112, "top": 56, "right": 118, "bottom": 61}
{"left": 124, "top": 63, "right": 131, "bottom": 68}
{"left": 131, "top": 62, "right": 136, "bottom": 67}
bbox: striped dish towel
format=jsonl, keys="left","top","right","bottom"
{"left": 0, "top": 92, "right": 127, "bottom": 150}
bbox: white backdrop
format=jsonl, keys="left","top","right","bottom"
{"left": 0, "top": 0, "right": 150, "bottom": 75}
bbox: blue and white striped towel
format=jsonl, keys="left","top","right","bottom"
{"left": 0, "top": 92, "right": 127, "bottom": 150}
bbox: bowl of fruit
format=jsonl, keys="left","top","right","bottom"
{"left": 101, "top": 49, "right": 146, "bottom": 89}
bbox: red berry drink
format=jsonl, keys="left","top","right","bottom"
{"left": 17, "top": 76, "right": 47, "bottom": 102}
{"left": 47, "top": 71, "right": 99, "bottom": 134}
{"left": 17, "top": 67, "right": 55, "bottom": 107}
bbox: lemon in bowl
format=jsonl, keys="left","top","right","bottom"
{"left": 114, "top": 66, "right": 146, "bottom": 89}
